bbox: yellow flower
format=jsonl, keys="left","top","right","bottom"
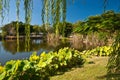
{"left": 0, "top": 66, "right": 3, "bottom": 73}
{"left": 33, "top": 55, "right": 39, "bottom": 61}
{"left": 32, "top": 55, "right": 39, "bottom": 61}
{"left": 40, "top": 52, "right": 46, "bottom": 57}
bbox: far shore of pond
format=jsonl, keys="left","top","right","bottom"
{"left": 0, "top": 34, "right": 43, "bottom": 40}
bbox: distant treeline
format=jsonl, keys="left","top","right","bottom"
{"left": 1, "top": 22, "right": 44, "bottom": 36}
{"left": 1, "top": 10, "right": 120, "bottom": 37}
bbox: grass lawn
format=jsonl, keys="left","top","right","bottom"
{"left": 50, "top": 56, "right": 109, "bottom": 80}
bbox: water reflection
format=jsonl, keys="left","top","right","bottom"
{"left": 2, "top": 40, "right": 52, "bottom": 54}
{"left": 0, "top": 39, "right": 54, "bottom": 65}
{"left": 0, "top": 39, "right": 92, "bottom": 65}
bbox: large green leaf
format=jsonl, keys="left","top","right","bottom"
{"left": 0, "top": 72, "right": 6, "bottom": 80}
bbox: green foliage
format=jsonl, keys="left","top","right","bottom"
{"left": 24, "top": 0, "right": 33, "bottom": 51}
{"left": 73, "top": 10, "right": 120, "bottom": 34}
{"left": 0, "top": 46, "right": 113, "bottom": 80}
{"left": 0, "top": 66, "right": 3, "bottom": 73}
{"left": 83, "top": 46, "right": 113, "bottom": 56}
{"left": 107, "top": 31, "right": 120, "bottom": 76}
{"left": 0, "top": 47, "right": 85, "bottom": 80}
{"left": 58, "top": 22, "right": 73, "bottom": 37}
{"left": 73, "top": 21, "right": 86, "bottom": 34}
{"left": 0, "top": 0, "right": 10, "bottom": 24}
{"left": 41, "top": 0, "right": 74, "bottom": 36}
{"left": 16, "top": 0, "right": 20, "bottom": 52}
{"left": 2, "top": 21, "right": 41, "bottom": 36}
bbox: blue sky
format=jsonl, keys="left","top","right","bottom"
{"left": 0, "top": 0, "right": 120, "bottom": 26}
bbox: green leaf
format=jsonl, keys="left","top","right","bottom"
{"left": 23, "top": 60, "right": 31, "bottom": 71}
{"left": 65, "top": 50, "right": 72, "bottom": 60}
{"left": 0, "top": 72, "right": 6, "bottom": 80}
{"left": 29, "top": 52, "right": 39, "bottom": 62}
{"left": 37, "top": 61, "right": 46, "bottom": 68}
{"left": 54, "top": 64, "right": 59, "bottom": 69}
{"left": 5, "top": 60, "right": 16, "bottom": 69}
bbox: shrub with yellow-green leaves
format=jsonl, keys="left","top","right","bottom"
{"left": 83, "top": 46, "right": 113, "bottom": 56}
{"left": 0, "top": 46, "right": 113, "bottom": 80}
{"left": 0, "top": 47, "right": 85, "bottom": 80}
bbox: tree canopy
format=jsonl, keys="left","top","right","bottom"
{"left": 73, "top": 10, "right": 120, "bottom": 34}
{"left": 2, "top": 21, "right": 41, "bottom": 36}
{"left": 0, "top": 0, "right": 117, "bottom": 36}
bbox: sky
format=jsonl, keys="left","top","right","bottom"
{"left": 0, "top": 0, "right": 120, "bottom": 26}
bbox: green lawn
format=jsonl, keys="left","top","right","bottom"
{"left": 50, "top": 56, "right": 109, "bottom": 80}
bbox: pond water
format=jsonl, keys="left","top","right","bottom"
{"left": 0, "top": 39, "right": 91, "bottom": 65}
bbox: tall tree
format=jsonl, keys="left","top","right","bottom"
{"left": 24, "top": 0, "right": 33, "bottom": 51}
{"left": 16, "top": 0, "right": 20, "bottom": 52}
{"left": 0, "top": 0, "right": 33, "bottom": 51}
{"left": 0, "top": 0, "right": 10, "bottom": 24}
{"left": 41, "top": 0, "right": 67, "bottom": 36}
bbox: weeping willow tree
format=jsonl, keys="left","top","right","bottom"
{"left": 0, "top": 0, "right": 33, "bottom": 51}
{"left": 24, "top": 0, "right": 33, "bottom": 51}
{"left": 41, "top": 0, "right": 111, "bottom": 36}
{"left": 0, "top": 0, "right": 10, "bottom": 40}
{"left": 16, "top": 0, "right": 20, "bottom": 52}
{"left": 0, "top": 0, "right": 120, "bottom": 52}
{"left": 16, "top": 0, "right": 33, "bottom": 51}
{"left": 0, "top": 0, "right": 10, "bottom": 24}
{"left": 41, "top": 0, "right": 67, "bottom": 36}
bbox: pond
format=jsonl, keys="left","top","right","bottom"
{"left": 0, "top": 39, "right": 92, "bottom": 65}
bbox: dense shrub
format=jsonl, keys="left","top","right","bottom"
{"left": 0, "top": 48, "right": 85, "bottom": 80}
{"left": 0, "top": 46, "right": 113, "bottom": 80}
{"left": 82, "top": 46, "right": 113, "bottom": 56}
